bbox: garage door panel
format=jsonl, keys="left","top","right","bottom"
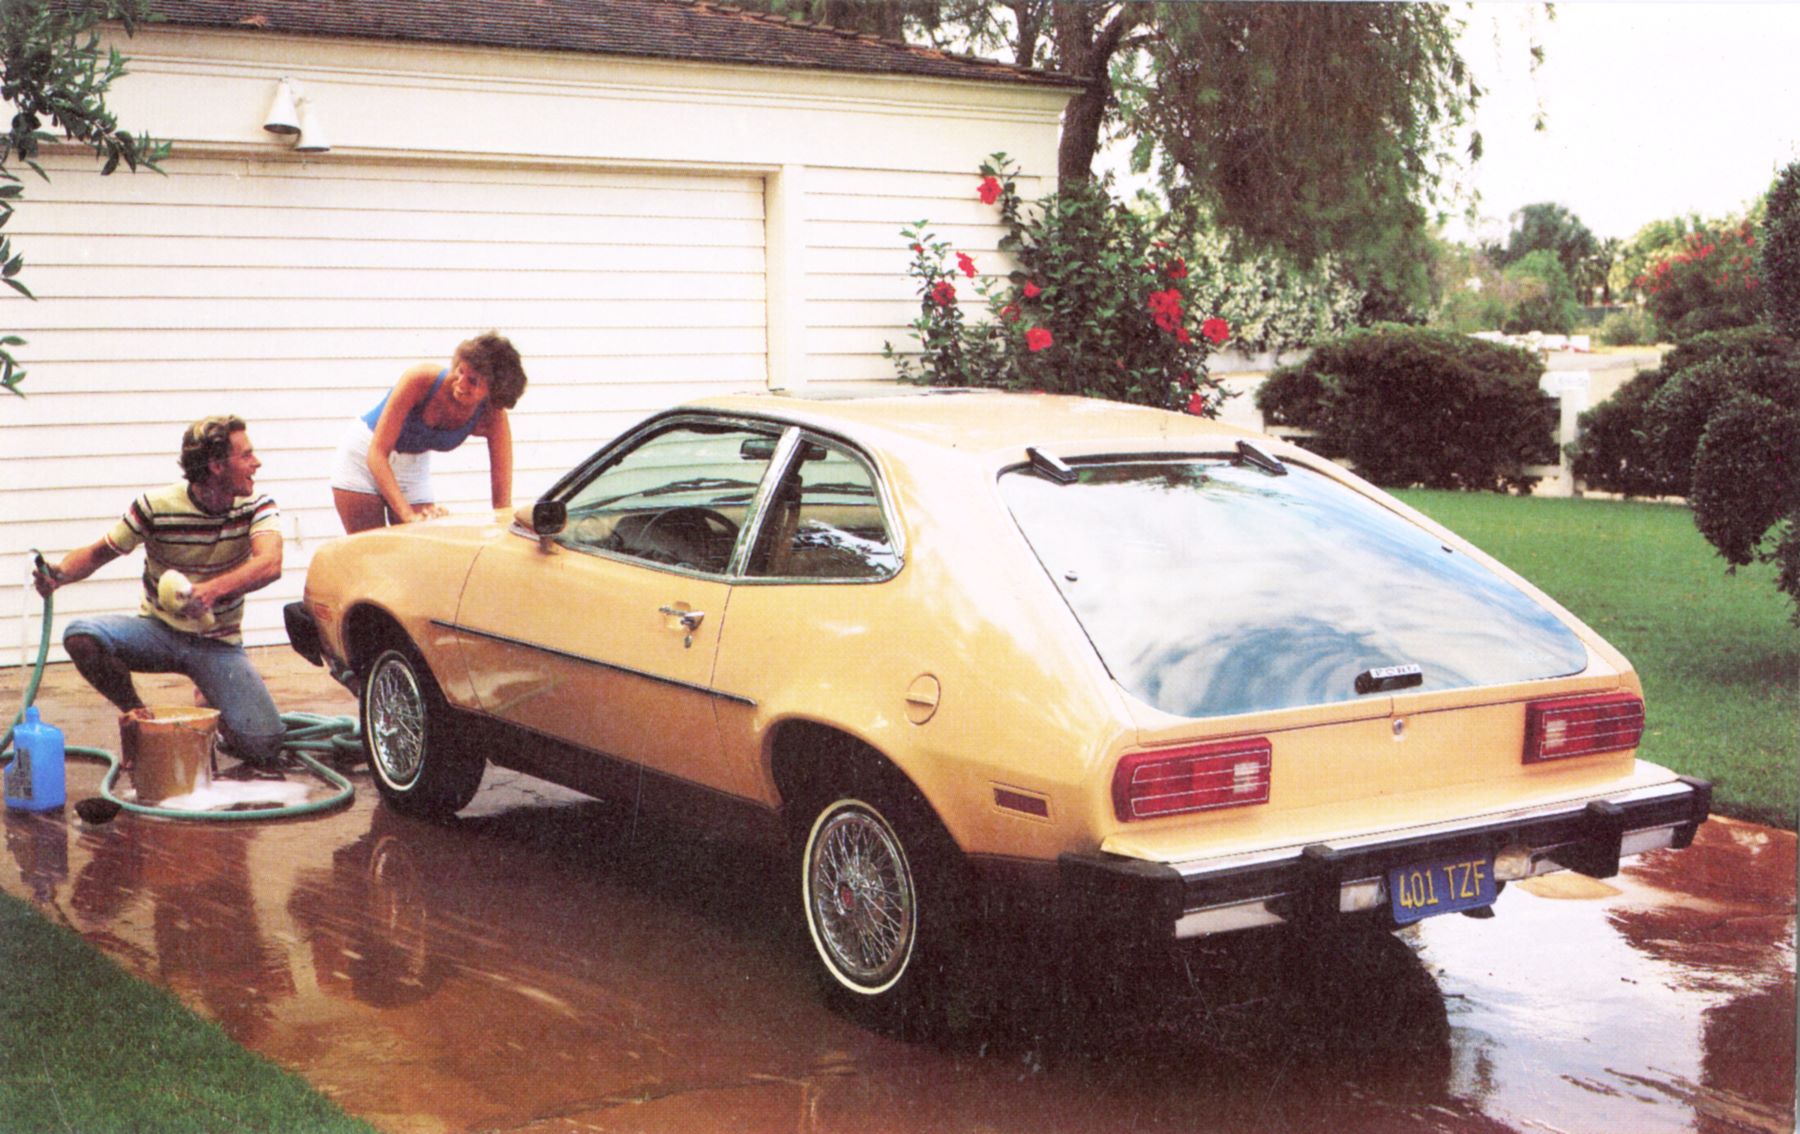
{"left": 12, "top": 326, "right": 767, "bottom": 365}
{"left": 31, "top": 158, "right": 767, "bottom": 218}
{"left": 23, "top": 235, "right": 767, "bottom": 274}
{"left": 18, "top": 297, "right": 769, "bottom": 332}
{"left": 26, "top": 265, "right": 765, "bottom": 303}
{"left": 24, "top": 200, "right": 765, "bottom": 247}
{"left": 4, "top": 155, "right": 770, "bottom": 652}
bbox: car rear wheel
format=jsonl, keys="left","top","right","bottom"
{"left": 361, "top": 644, "right": 484, "bottom": 820}
{"left": 796, "top": 780, "right": 968, "bottom": 1034}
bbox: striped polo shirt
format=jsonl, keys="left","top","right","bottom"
{"left": 105, "top": 481, "right": 281, "bottom": 645}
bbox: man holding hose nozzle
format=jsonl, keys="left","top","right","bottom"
{"left": 31, "top": 415, "right": 289, "bottom": 779}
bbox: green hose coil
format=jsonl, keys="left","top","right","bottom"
{"left": 7, "top": 566, "right": 359, "bottom": 822}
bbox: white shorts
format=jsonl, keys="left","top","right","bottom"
{"left": 329, "top": 419, "right": 436, "bottom": 504}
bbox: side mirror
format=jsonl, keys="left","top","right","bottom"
{"left": 516, "top": 499, "right": 566, "bottom": 552}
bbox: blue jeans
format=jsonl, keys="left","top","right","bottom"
{"left": 63, "top": 616, "right": 285, "bottom": 765}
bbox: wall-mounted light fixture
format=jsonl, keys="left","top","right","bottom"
{"left": 262, "top": 78, "right": 300, "bottom": 135}
{"left": 262, "top": 77, "right": 329, "bottom": 153}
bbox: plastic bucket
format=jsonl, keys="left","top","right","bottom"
{"left": 122, "top": 706, "right": 219, "bottom": 804}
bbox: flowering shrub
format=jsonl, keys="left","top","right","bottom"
{"left": 886, "top": 155, "right": 1229, "bottom": 414}
{"left": 1637, "top": 223, "right": 1762, "bottom": 339}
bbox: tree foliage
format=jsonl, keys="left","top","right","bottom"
{"left": 1, "top": 0, "right": 167, "bottom": 395}
{"left": 1490, "top": 202, "right": 1600, "bottom": 299}
{"left": 743, "top": 0, "right": 1482, "bottom": 318}
{"left": 1500, "top": 249, "right": 1580, "bottom": 335}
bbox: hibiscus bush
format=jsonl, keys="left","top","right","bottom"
{"left": 887, "top": 155, "right": 1229, "bottom": 414}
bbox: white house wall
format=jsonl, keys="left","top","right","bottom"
{"left": 1, "top": 25, "right": 1067, "bottom": 658}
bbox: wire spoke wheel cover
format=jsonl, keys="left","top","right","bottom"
{"left": 804, "top": 798, "right": 918, "bottom": 994}
{"left": 366, "top": 652, "right": 426, "bottom": 790}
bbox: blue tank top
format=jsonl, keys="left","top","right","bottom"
{"left": 361, "top": 370, "right": 486, "bottom": 454}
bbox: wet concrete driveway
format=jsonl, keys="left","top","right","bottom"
{"left": 4, "top": 652, "right": 1794, "bottom": 1134}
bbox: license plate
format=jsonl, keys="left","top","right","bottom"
{"left": 1388, "top": 853, "right": 1496, "bottom": 924}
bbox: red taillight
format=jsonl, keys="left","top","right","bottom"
{"left": 1523, "top": 693, "right": 1645, "bottom": 763}
{"left": 1113, "top": 738, "right": 1272, "bottom": 821}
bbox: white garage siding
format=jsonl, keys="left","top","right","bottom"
{"left": 0, "top": 20, "right": 1071, "bottom": 662}
{"left": 800, "top": 166, "right": 1053, "bottom": 384}
{"left": 1, "top": 152, "right": 768, "bottom": 652}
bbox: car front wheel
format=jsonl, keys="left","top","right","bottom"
{"left": 361, "top": 644, "right": 484, "bottom": 819}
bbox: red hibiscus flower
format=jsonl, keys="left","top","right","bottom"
{"left": 1175, "top": 326, "right": 1192, "bottom": 344}
{"left": 1148, "top": 288, "right": 1184, "bottom": 332}
{"left": 1023, "top": 281, "right": 1042, "bottom": 299}
{"left": 1201, "top": 317, "right": 1230, "bottom": 345}
{"left": 1167, "top": 258, "right": 1188, "bottom": 280}
{"left": 956, "top": 252, "right": 977, "bottom": 279}
{"left": 931, "top": 280, "right": 957, "bottom": 306}
{"left": 1001, "top": 304, "right": 1021, "bottom": 322}
{"left": 977, "top": 176, "right": 1002, "bottom": 205}
{"left": 1026, "top": 326, "right": 1054, "bottom": 352}
{"left": 911, "top": 243, "right": 924, "bottom": 253}
{"left": 1186, "top": 391, "right": 1208, "bottom": 415}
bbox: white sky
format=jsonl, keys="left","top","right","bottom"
{"left": 1450, "top": 2, "right": 1800, "bottom": 244}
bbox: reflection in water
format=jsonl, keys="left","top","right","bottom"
{"left": 72, "top": 822, "right": 295, "bottom": 1041}
{"left": 281, "top": 789, "right": 1482, "bottom": 1134}
{"left": 289, "top": 822, "right": 450, "bottom": 1010}
{"left": 3, "top": 810, "right": 68, "bottom": 903}
{"left": 6, "top": 754, "right": 1789, "bottom": 1134}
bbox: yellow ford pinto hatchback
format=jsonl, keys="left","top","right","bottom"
{"left": 287, "top": 388, "right": 1710, "bottom": 1028}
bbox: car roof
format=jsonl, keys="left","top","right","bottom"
{"left": 686, "top": 386, "right": 1261, "bottom": 466}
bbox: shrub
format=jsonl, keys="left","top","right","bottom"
{"left": 1625, "top": 324, "right": 1800, "bottom": 622}
{"left": 1596, "top": 307, "right": 1659, "bottom": 346}
{"left": 1647, "top": 326, "right": 1800, "bottom": 487}
{"left": 1688, "top": 391, "right": 1800, "bottom": 568}
{"left": 1256, "top": 325, "right": 1555, "bottom": 493}
{"left": 1638, "top": 221, "right": 1762, "bottom": 338}
{"left": 887, "top": 156, "right": 1228, "bottom": 414}
{"left": 1566, "top": 367, "right": 1683, "bottom": 497}
{"left": 1762, "top": 161, "right": 1800, "bottom": 338}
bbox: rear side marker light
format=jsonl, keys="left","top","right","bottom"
{"left": 1523, "top": 693, "right": 1645, "bottom": 764}
{"left": 1114, "top": 738, "right": 1272, "bottom": 822}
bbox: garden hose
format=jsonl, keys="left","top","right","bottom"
{"left": 7, "top": 556, "right": 360, "bottom": 822}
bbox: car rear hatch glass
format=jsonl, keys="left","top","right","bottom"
{"left": 999, "top": 456, "right": 1588, "bottom": 718}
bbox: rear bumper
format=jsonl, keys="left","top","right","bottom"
{"left": 1059, "top": 777, "right": 1712, "bottom": 939}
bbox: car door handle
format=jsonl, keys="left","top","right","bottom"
{"left": 658, "top": 605, "right": 705, "bottom": 631}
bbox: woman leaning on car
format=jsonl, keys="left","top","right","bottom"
{"left": 330, "top": 331, "right": 528, "bottom": 533}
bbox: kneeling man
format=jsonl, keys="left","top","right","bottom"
{"left": 33, "top": 415, "right": 288, "bottom": 777}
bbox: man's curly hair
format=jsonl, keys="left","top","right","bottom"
{"left": 179, "top": 415, "right": 246, "bottom": 484}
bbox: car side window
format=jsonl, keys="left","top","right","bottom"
{"left": 558, "top": 423, "right": 776, "bottom": 573}
{"left": 745, "top": 437, "right": 898, "bottom": 580}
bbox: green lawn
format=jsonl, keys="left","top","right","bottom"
{"left": 1394, "top": 489, "right": 1798, "bottom": 829}
{"left": 0, "top": 891, "right": 376, "bottom": 1134}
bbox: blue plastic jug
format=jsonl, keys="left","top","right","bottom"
{"left": 4, "top": 707, "right": 67, "bottom": 812}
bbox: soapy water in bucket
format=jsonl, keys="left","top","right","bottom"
{"left": 120, "top": 706, "right": 317, "bottom": 813}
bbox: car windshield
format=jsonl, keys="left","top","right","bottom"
{"left": 999, "top": 457, "right": 1589, "bottom": 718}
